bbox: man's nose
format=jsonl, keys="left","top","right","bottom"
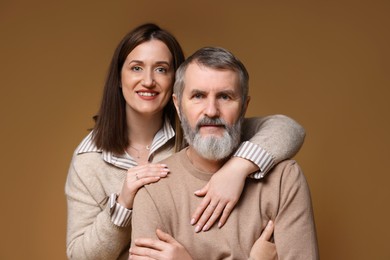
{"left": 204, "top": 98, "right": 220, "bottom": 118}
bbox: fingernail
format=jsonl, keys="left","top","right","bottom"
{"left": 218, "top": 222, "right": 222, "bottom": 228}
{"left": 160, "top": 172, "right": 168, "bottom": 177}
{"left": 195, "top": 225, "right": 201, "bottom": 233}
{"left": 202, "top": 224, "right": 209, "bottom": 231}
{"left": 190, "top": 218, "right": 196, "bottom": 225}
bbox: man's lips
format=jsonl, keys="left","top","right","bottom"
{"left": 200, "top": 124, "right": 224, "bottom": 127}
{"left": 198, "top": 124, "right": 226, "bottom": 131}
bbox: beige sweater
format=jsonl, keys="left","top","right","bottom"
{"left": 132, "top": 149, "right": 318, "bottom": 260}
{"left": 65, "top": 115, "right": 306, "bottom": 259}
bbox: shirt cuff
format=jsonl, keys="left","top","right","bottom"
{"left": 233, "top": 141, "right": 275, "bottom": 179}
{"left": 109, "top": 193, "right": 132, "bottom": 227}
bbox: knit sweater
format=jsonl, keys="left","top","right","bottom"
{"left": 65, "top": 115, "right": 306, "bottom": 259}
{"left": 132, "top": 149, "right": 318, "bottom": 260}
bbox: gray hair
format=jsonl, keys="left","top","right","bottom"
{"left": 173, "top": 46, "right": 249, "bottom": 111}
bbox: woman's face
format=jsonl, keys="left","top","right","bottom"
{"left": 121, "top": 39, "right": 174, "bottom": 118}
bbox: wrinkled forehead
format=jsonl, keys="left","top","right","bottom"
{"left": 183, "top": 63, "right": 240, "bottom": 93}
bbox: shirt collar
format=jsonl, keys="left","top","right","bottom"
{"left": 76, "top": 117, "right": 176, "bottom": 169}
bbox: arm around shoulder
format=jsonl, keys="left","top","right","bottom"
{"left": 240, "top": 115, "right": 305, "bottom": 173}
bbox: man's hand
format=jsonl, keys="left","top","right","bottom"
{"left": 129, "top": 229, "right": 193, "bottom": 260}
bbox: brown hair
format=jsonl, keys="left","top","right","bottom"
{"left": 92, "top": 23, "right": 185, "bottom": 154}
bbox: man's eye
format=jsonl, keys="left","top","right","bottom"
{"left": 193, "top": 93, "right": 203, "bottom": 99}
{"left": 219, "top": 94, "right": 230, "bottom": 100}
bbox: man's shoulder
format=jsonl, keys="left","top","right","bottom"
{"left": 142, "top": 149, "right": 187, "bottom": 195}
{"left": 273, "top": 159, "right": 299, "bottom": 170}
{"left": 159, "top": 148, "right": 186, "bottom": 165}
{"left": 268, "top": 159, "right": 308, "bottom": 186}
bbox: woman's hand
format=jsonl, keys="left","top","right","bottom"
{"left": 249, "top": 220, "right": 278, "bottom": 260}
{"left": 129, "top": 229, "right": 193, "bottom": 260}
{"left": 190, "top": 157, "right": 258, "bottom": 232}
{"left": 117, "top": 164, "right": 169, "bottom": 209}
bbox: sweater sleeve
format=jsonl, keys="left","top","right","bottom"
{"left": 236, "top": 115, "right": 305, "bottom": 177}
{"left": 65, "top": 158, "right": 131, "bottom": 260}
{"left": 273, "top": 161, "right": 319, "bottom": 260}
{"left": 131, "top": 187, "right": 163, "bottom": 246}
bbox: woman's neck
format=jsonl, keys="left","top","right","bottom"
{"left": 126, "top": 111, "right": 164, "bottom": 147}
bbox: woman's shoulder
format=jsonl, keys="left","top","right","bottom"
{"left": 71, "top": 150, "right": 104, "bottom": 168}
{"left": 69, "top": 131, "right": 102, "bottom": 166}
{"left": 68, "top": 132, "right": 111, "bottom": 176}
{"left": 73, "top": 131, "right": 100, "bottom": 154}
{"left": 67, "top": 147, "right": 124, "bottom": 195}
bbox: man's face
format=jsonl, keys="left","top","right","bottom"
{"left": 173, "top": 62, "right": 248, "bottom": 160}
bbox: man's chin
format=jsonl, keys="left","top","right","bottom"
{"left": 198, "top": 129, "right": 225, "bottom": 138}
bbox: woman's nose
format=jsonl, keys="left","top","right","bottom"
{"left": 141, "top": 71, "right": 156, "bottom": 87}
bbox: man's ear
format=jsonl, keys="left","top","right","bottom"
{"left": 242, "top": 96, "right": 250, "bottom": 116}
{"left": 172, "top": 94, "right": 181, "bottom": 120}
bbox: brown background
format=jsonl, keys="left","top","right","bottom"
{"left": 1, "top": 0, "right": 389, "bottom": 259}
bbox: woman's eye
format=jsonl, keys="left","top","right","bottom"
{"left": 131, "top": 66, "right": 142, "bottom": 72}
{"left": 156, "top": 67, "right": 167, "bottom": 73}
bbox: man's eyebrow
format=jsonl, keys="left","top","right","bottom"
{"left": 188, "top": 89, "right": 239, "bottom": 96}
{"left": 217, "top": 89, "right": 237, "bottom": 96}
{"left": 189, "top": 89, "right": 206, "bottom": 95}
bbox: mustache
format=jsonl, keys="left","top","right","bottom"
{"left": 196, "top": 117, "right": 227, "bottom": 130}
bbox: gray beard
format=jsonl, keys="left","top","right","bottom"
{"left": 181, "top": 115, "right": 242, "bottom": 161}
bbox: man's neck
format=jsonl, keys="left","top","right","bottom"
{"left": 186, "top": 146, "right": 227, "bottom": 174}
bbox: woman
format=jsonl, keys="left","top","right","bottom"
{"left": 65, "top": 23, "right": 304, "bottom": 259}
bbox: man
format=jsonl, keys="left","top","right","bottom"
{"left": 130, "top": 47, "right": 318, "bottom": 259}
